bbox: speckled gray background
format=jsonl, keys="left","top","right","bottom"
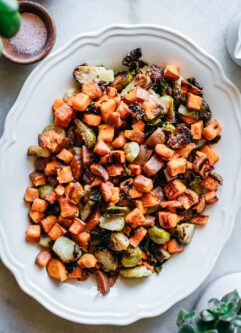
{"left": 1, "top": 1, "right": 241, "bottom": 332}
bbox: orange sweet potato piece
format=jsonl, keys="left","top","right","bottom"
{"left": 143, "top": 154, "right": 164, "bottom": 177}
{"left": 142, "top": 191, "right": 160, "bottom": 207}
{"left": 98, "top": 124, "right": 115, "bottom": 143}
{"left": 106, "top": 164, "right": 125, "bottom": 177}
{"left": 116, "top": 101, "right": 131, "bottom": 119}
{"left": 155, "top": 144, "right": 174, "bottom": 161}
{"left": 55, "top": 103, "right": 73, "bottom": 128}
{"left": 167, "top": 157, "right": 187, "bottom": 177}
{"left": 145, "top": 128, "right": 165, "bottom": 147}
{"left": 94, "top": 139, "right": 111, "bottom": 156}
{"left": 47, "top": 259, "right": 67, "bottom": 281}
{"left": 78, "top": 253, "right": 97, "bottom": 268}
{"left": 100, "top": 181, "right": 114, "bottom": 202}
{"left": 85, "top": 209, "right": 101, "bottom": 231}
{"left": 164, "top": 179, "right": 187, "bottom": 200}
{"left": 57, "top": 148, "right": 74, "bottom": 164}
{"left": 124, "top": 129, "right": 144, "bottom": 144}
{"left": 35, "top": 251, "right": 52, "bottom": 268}
{"left": 71, "top": 93, "right": 91, "bottom": 111}
{"left": 112, "top": 132, "right": 127, "bottom": 148}
{"left": 48, "top": 223, "right": 67, "bottom": 240}
{"left": 57, "top": 166, "right": 74, "bottom": 184}
{"left": 28, "top": 209, "right": 45, "bottom": 223}
{"left": 177, "top": 143, "right": 196, "bottom": 159}
{"left": 52, "top": 98, "right": 65, "bottom": 111}
{"left": 44, "top": 160, "right": 61, "bottom": 176}
{"left": 164, "top": 64, "right": 180, "bottom": 81}
{"left": 26, "top": 225, "right": 41, "bottom": 242}
{"left": 24, "top": 187, "right": 39, "bottom": 202}
{"left": 90, "top": 163, "right": 109, "bottom": 181}
{"left": 200, "top": 145, "right": 220, "bottom": 166}
{"left": 166, "top": 239, "right": 184, "bottom": 254}
{"left": 204, "top": 191, "right": 218, "bottom": 204}
{"left": 124, "top": 89, "right": 137, "bottom": 102}
{"left": 81, "top": 81, "right": 102, "bottom": 99}
{"left": 191, "top": 215, "right": 209, "bottom": 225}
{"left": 109, "top": 150, "right": 126, "bottom": 164}
{"left": 41, "top": 215, "right": 57, "bottom": 233}
{"left": 133, "top": 175, "right": 153, "bottom": 193}
{"left": 191, "top": 120, "right": 203, "bottom": 140}
{"left": 31, "top": 198, "right": 48, "bottom": 212}
{"left": 55, "top": 185, "right": 65, "bottom": 198}
{"left": 125, "top": 208, "right": 145, "bottom": 228}
{"left": 129, "top": 227, "right": 147, "bottom": 247}
{"left": 29, "top": 171, "right": 46, "bottom": 187}
{"left": 101, "top": 99, "right": 117, "bottom": 122}
{"left": 128, "top": 163, "right": 142, "bottom": 176}
{"left": 158, "top": 211, "right": 180, "bottom": 229}
{"left": 76, "top": 232, "right": 90, "bottom": 250}
{"left": 67, "top": 266, "right": 89, "bottom": 280}
{"left": 135, "top": 200, "right": 147, "bottom": 214}
{"left": 83, "top": 113, "right": 102, "bottom": 127}
{"left": 59, "top": 197, "right": 79, "bottom": 218}
{"left": 187, "top": 93, "right": 203, "bottom": 110}
{"left": 107, "top": 112, "right": 122, "bottom": 128}
{"left": 129, "top": 186, "right": 143, "bottom": 199}
{"left": 202, "top": 119, "right": 222, "bottom": 141}
{"left": 181, "top": 80, "right": 202, "bottom": 95}
{"left": 69, "top": 218, "right": 86, "bottom": 235}
{"left": 201, "top": 176, "right": 219, "bottom": 191}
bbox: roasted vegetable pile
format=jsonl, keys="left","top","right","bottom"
{"left": 24, "top": 48, "right": 222, "bottom": 294}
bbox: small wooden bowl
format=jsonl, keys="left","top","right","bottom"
{"left": 1, "top": 1, "right": 56, "bottom": 64}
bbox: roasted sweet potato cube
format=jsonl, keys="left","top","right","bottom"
{"left": 57, "top": 166, "right": 74, "bottom": 184}
{"left": 191, "top": 215, "right": 209, "bottom": 225}
{"left": 164, "top": 64, "right": 180, "bottom": 81}
{"left": 136, "top": 87, "right": 150, "bottom": 102}
{"left": 78, "top": 253, "right": 97, "bottom": 268}
{"left": 44, "top": 160, "right": 61, "bottom": 176}
{"left": 47, "top": 259, "right": 67, "bottom": 281}
{"left": 35, "top": 251, "right": 52, "bottom": 268}
{"left": 129, "top": 186, "right": 143, "bottom": 199}
{"left": 82, "top": 81, "right": 102, "bottom": 99}
{"left": 45, "top": 190, "right": 57, "bottom": 204}
{"left": 48, "top": 223, "right": 66, "bottom": 240}
{"left": 187, "top": 93, "right": 203, "bottom": 110}
{"left": 133, "top": 175, "right": 153, "bottom": 193}
{"left": 55, "top": 103, "right": 73, "bottom": 128}
{"left": 143, "top": 154, "right": 164, "bottom": 177}
{"left": 58, "top": 216, "right": 74, "bottom": 228}
{"left": 94, "top": 139, "right": 111, "bottom": 156}
{"left": 65, "top": 182, "right": 84, "bottom": 204}
{"left": 57, "top": 149, "right": 73, "bottom": 164}
{"left": 112, "top": 132, "right": 127, "bottom": 148}
{"left": 55, "top": 184, "right": 65, "bottom": 198}
{"left": 67, "top": 266, "right": 88, "bottom": 280}
{"left": 161, "top": 200, "right": 183, "bottom": 209}
{"left": 106, "top": 164, "right": 125, "bottom": 177}
{"left": 83, "top": 113, "right": 102, "bottom": 126}
{"left": 194, "top": 195, "right": 206, "bottom": 214}
{"left": 129, "top": 227, "right": 147, "bottom": 247}
{"left": 201, "top": 176, "right": 219, "bottom": 191}
{"left": 71, "top": 93, "right": 91, "bottom": 111}
{"left": 70, "top": 156, "right": 82, "bottom": 181}
{"left": 164, "top": 181, "right": 184, "bottom": 200}
{"left": 124, "top": 129, "right": 144, "bottom": 144}
{"left": 52, "top": 98, "right": 65, "bottom": 111}
{"left": 28, "top": 209, "right": 45, "bottom": 223}
{"left": 204, "top": 191, "right": 218, "bottom": 204}
{"left": 76, "top": 232, "right": 90, "bottom": 250}
{"left": 155, "top": 144, "right": 174, "bottom": 161}
{"left": 110, "top": 187, "right": 120, "bottom": 206}
{"left": 202, "top": 119, "right": 222, "bottom": 141}
{"left": 26, "top": 225, "right": 41, "bottom": 242}
{"left": 109, "top": 150, "right": 126, "bottom": 164}
{"left": 191, "top": 120, "right": 203, "bottom": 140}
{"left": 85, "top": 209, "right": 101, "bottom": 231}
{"left": 107, "top": 112, "right": 122, "bottom": 128}
{"left": 31, "top": 198, "right": 48, "bottom": 212}
{"left": 177, "top": 143, "right": 196, "bottom": 158}
{"left": 29, "top": 171, "right": 46, "bottom": 187}
{"left": 134, "top": 145, "right": 153, "bottom": 166}
{"left": 177, "top": 189, "right": 199, "bottom": 210}
{"left": 145, "top": 128, "right": 165, "bottom": 147}
{"left": 167, "top": 158, "right": 187, "bottom": 177}
{"left": 100, "top": 99, "right": 117, "bottom": 122}
{"left": 89, "top": 164, "right": 108, "bottom": 182}
{"left": 132, "top": 120, "right": 145, "bottom": 132}
{"left": 69, "top": 218, "right": 86, "bottom": 235}
{"left": 181, "top": 80, "right": 202, "bottom": 95}
{"left": 59, "top": 197, "right": 79, "bottom": 218}
{"left": 135, "top": 200, "right": 146, "bottom": 214}
{"left": 24, "top": 187, "right": 39, "bottom": 202}
{"left": 100, "top": 181, "right": 114, "bottom": 202}
{"left": 41, "top": 215, "right": 57, "bottom": 233}
{"left": 142, "top": 192, "right": 160, "bottom": 207}
{"left": 125, "top": 208, "right": 146, "bottom": 228}
{"left": 38, "top": 130, "right": 68, "bottom": 153}
{"left": 159, "top": 211, "right": 180, "bottom": 229}
{"left": 200, "top": 145, "right": 220, "bottom": 166}
{"left": 98, "top": 124, "right": 115, "bottom": 143}
{"left": 166, "top": 239, "right": 184, "bottom": 254}
{"left": 128, "top": 163, "right": 142, "bottom": 176}
{"left": 124, "top": 89, "right": 137, "bottom": 102}
{"left": 116, "top": 101, "right": 131, "bottom": 120}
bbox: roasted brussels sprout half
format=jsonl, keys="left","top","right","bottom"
{"left": 53, "top": 236, "right": 82, "bottom": 263}
{"left": 119, "top": 266, "right": 153, "bottom": 278}
{"left": 178, "top": 104, "right": 198, "bottom": 120}
{"left": 121, "top": 246, "right": 142, "bottom": 267}
{"left": 99, "top": 214, "right": 125, "bottom": 231}
{"left": 122, "top": 48, "right": 147, "bottom": 71}
{"left": 42, "top": 123, "right": 66, "bottom": 137}
{"left": 176, "top": 223, "right": 195, "bottom": 244}
{"left": 74, "top": 119, "right": 96, "bottom": 149}
{"left": 109, "top": 232, "right": 129, "bottom": 251}
{"left": 148, "top": 227, "right": 170, "bottom": 245}
{"left": 95, "top": 249, "right": 118, "bottom": 272}
{"left": 73, "top": 65, "right": 114, "bottom": 84}
{"left": 159, "top": 95, "right": 175, "bottom": 122}
{"left": 106, "top": 206, "right": 129, "bottom": 214}
{"left": 38, "top": 185, "right": 54, "bottom": 199}
{"left": 111, "top": 72, "right": 133, "bottom": 91}
{"left": 161, "top": 121, "right": 175, "bottom": 133}
{"left": 123, "top": 142, "right": 140, "bottom": 162}
{"left": 27, "top": 146, "right": 51, "bottom": 158}
{"left": 167, "top": 124, "right": 192, "bottom": 149}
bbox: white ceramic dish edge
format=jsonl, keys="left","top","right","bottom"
{"left": 1, "top": 24, "right": 241, "bottom": 325}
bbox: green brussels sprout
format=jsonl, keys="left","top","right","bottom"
{"left": 78, "top": 200, "right": 95, "bottom": 221}
{"left": 123, "top": 142, "right": 140, "bottom": 162}
{"left": 74, "top": 119, "right": 96, "bottom": 149}
{"left": 176, "top": 223, "right": 195, "bottom": 244}
{"left": 53, "top": 236, "right": 82, "bottom": 263}
{"left": 27, "top": 146, "right": 51, "bottom": 158}
{"left": 38, "top": 236, "right": 51, "bottom": 248}
{"left": 73, "top": 65, "right": 114, "bottom": 84}
{"left": 106, "top": 206, "right": 129, "bottom": 214}
{"left": 161, "top": 122, "right": 175, "bottom": 132}
{"left": 111, "top": 72, "right": 133, "bottom": 91}
{"left": 120, "top": 266, "right": 153, "bottom": 278}
{"left": 148, "top": 227, "right": 170, "bottom": 245}
{"left": 159, "top": 95, "right": 175, "bottom": 122}
{"left": 63, "top": 87, "right": 79, "bottom": 101}
{"left": 38, "top": 185, "right": 54, "bottom": 199}
{"left": 121, "top": 246, "right": 142, "bottom": 267}
{"left": 99, "top": 214, "right": 125, "bottom": 231}
{"left": 109, "top": 232, "right": 129, "bottom": 251}
{"left": 95, "top": 249, "right": 118, "bottom": 272}
{"left": 42, "top": 123, "right": 66, "bottom": 137}
{"left": 178, "top": 104, "right": 198, "bottom": 120}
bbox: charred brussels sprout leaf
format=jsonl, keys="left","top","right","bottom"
{"left": 89, "top": 189, "right": 102, "bottom": 202}
{"left": 122, "top": 48, "right": 147, "bottom": 71}
{"left": 73, "top": 65, "right": 114, "bottom": 84}
{"left": 186, "top": 77, "right": 203, "bottom": 90}
{"left": 167, "top": 125, "right": 192, "bottom": 149}
{"left": 106, "top": 206, "right": 129, "bottom": 214}
{"left": 153, "top": 78, "right": 173, "bottom": 96}
{"left": 189, "top": 177, "right": 206, "bottom": 195}
{"left": 198, "top": 100, "right": 212, "bottom": 124}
